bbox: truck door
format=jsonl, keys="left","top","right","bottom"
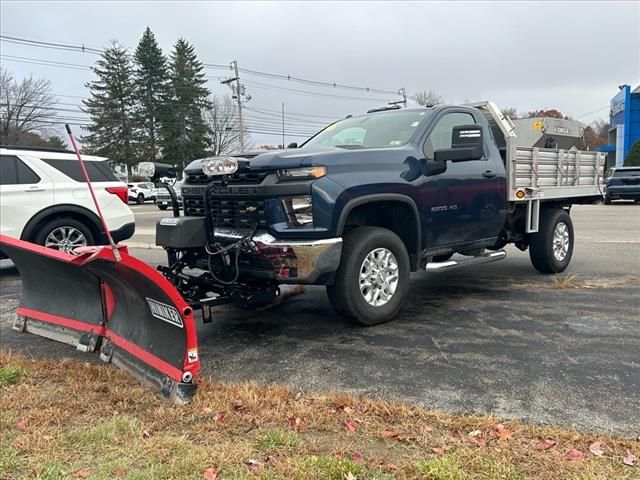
{"left": 419, "top": 110, "right": 506, "bottom": 250}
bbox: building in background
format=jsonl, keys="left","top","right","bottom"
{"left": 599, "top": 84, "right": 640, "bottom": 168}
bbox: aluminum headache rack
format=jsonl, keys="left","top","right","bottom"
{"left": 466, "top": 101, "right": 605, "bottom": 202}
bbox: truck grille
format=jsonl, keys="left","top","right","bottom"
{"left": 184, "top": 197, "right": 206, "bottom": 216}
{"left": 186, "top": 170, "right": 269, "bottom": 185}
{"left": 208, "top": 198, "right": 266, "bottom": 229}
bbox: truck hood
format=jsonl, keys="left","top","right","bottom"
{"left": 184, "top": 146, "right": 413, "bottom": 174}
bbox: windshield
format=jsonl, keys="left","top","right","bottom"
{"left": 303, "top": 110, "right": 430, "bottom": 149}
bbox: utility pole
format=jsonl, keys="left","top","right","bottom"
{"left": 221, "top": 60, "right": 246, "bottom": 152}
{"left": 282, "top": 102, "right": 285, "bottom": 148}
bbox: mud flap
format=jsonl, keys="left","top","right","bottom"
{"left": 0, "top": 234, "right": 201, "bottom": 404}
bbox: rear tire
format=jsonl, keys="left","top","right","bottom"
{"left": 34, "top": 217, "right": 95, "bottom": 254}
{"left": 603, "top": 195, "right": 611, "bottom": 205}
{"left": 528, "top": 209, "right": 573, "bottom": 273}
{"left": 158, "top": 205, "right": 168, "bottom": 211}
{"left": 326, "top": 226, "right": 410, "bottom": 326}
{"left": 136, "top": 193, "right": 145, "bottom": 205}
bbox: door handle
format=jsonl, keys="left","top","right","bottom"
{"left": 482, "top": 170, "right": 496, "bottom": 178}
{"left": 24, "top": 187, "right": 45, "bottom": 192}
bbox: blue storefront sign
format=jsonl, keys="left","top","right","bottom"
{"left": 600, "top": 85, "right": 640, "bottom": 167}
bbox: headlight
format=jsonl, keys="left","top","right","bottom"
{"left": 277, "top": 166, "right": 326, "bottom": 181}
{"left": 283, "top": 196, "right": 313, "bottom": 226}
{"left": 202, "top": 157, "right": 238, "bottom": 176}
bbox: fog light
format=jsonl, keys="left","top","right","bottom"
{"left": 283, "top": 196, "right": 313, "bottom": 226}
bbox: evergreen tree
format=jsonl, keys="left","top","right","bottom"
{"left": 83, "top": 42, "right": 137, "bottom": 172}
{"left": 624, "top": 140, "right": 640, "bottom": 167}
{"left": 161, "top": 38, "right": 211, "bottom": 172}
{"left": 133, "top": 27, "right": 168, "bottom": 161}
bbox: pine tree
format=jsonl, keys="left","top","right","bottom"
{"left": 83, "top": 42, "right": 137, "bottom": 172}
{"left": 133, "top": 27, "right": 168, "bottom": 161}
{"left": 624, "top": 140, "right": 640, "bottom": 167}
{"left": 161, "top": 38, "right": 211, "bottom": 172}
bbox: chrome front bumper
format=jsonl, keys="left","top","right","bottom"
{"left": 213, "top": 229, "right": 342, "bottom": 284}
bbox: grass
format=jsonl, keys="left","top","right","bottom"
{"left": 1, "top": 350, "right": 638, "bottom": 479}
{"left": 0, "top": 364, "right": 24, "bottom": 386}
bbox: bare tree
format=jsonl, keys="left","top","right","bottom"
{"left": 501, "top": 107, "right": 518, "bottom": 120}
{"left": 0, "top": 67, "right": 58, "bottom": 144}
{"left": 413, "top": 89, "right": 443, "bottom": 107}
{"left": 204, "top": 95, "right": 250, "bottom": 155}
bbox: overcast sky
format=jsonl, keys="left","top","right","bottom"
{"left": 1, "top": 0, "right": 639, "bottom": 146}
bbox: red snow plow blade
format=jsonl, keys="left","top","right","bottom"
{"left": 0, "top": 234, "right": 201, "bottom": 404}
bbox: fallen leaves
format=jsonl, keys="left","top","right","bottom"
{"left": 537, "top": 439, "right": 557, "bottom": 450}
{"left": 431, "top": 447, "right": 445, "bottom": 455}
{"left": 490, "top": 423, "right": 512, "bottom": 441}
{"left": 344, "top": 420, "right": 357, "bottom": 432}
{"left": 380, "top": 429, "right": 401, "bottom": 440}
{"left": 202, "top": 467, "right": 219, "bottom": 480}
{"left": 15, "top": 418, "right": 26, "bottom": 431}
{"left": 589, "top": 441, "right": 605, "bottom": 457}
{"left": 233, "top": 399, "right": 247, "bottom": 412}
{"left": 72, "top": 470, "right": 91, "bottom": 478}
{"left": 289, "top": 414, "right": 302, "bottom": 430}
{"left": 623, "top": 450, "right": 637, "bottom": 466}
{"left": 567, "top": 448, "right": 584, "bottom": 461}
{"left": 244, "top": 459, "right": 262, "bottom": 470}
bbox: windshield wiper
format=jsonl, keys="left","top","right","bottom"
{"left": 333, "top": 144, "right": 365, "bottom": 149}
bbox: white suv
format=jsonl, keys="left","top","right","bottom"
{"left": 127, "top": 182, "right": 156, "bottom": 204}
{"left": 0, "top": 146, "right": 135, "bottom": 254}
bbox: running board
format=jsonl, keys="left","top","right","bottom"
{"left": 425, "top": 250, "right": 506, "bottom": 271}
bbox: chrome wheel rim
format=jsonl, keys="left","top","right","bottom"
{"left": 359, "top": 247, "right": 399, "bottom": 307}
{"left": 552, "top": 222, "right": 570, "bottom": 261}
{"left": 45, "top": 227, "right": 87, "bottom": 254}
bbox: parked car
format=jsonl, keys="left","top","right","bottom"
{"left": 156, "top": 180, "right": 183, "bottom": 210}
{"left": 0, "top": 146, "right": 135, "bottom": 255}
{"left": 603, "top": 167, "right": 640, "bottom": 204}
{"left": 127, "top": 182, "right": 156, "bottom": 204}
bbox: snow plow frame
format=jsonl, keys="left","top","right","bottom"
{"left": 1, "top": 234, "right": 201, "bottom": 404}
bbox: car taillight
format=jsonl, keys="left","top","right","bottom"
{"left": 106, "top": 186, "right": 128, "bottom": 204}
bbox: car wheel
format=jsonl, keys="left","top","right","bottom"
{"left": 326, "top": 226, "right": 410, "bottom": 326}
{"left": 603, "top": 195, "right": 611, "bottom": 205}
{"left": 34, "top": 218, "right": 95, "bottom": 255}
{"left": 158, "top": 205, "right": 168, "bottom": 211}
{"left": 634, "top": 198, "right": 640, "bottom": 204}
{"left": 528, "top": 209, "right": 574, "bottom": 273}
{"left": 136, "top": 193, "right": 145, "bottom": 205}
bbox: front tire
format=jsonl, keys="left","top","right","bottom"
{"left": 136, "top": 193, "right": 145, "bottom": 205}
{"left": 326, "top": 227, "right": 410, "bottom": 326}
{"left": 34, "top": 217, "right": 95, "bottom": 254}
{"left": 603, "top": 195, "right": 612, "bottom": 205}
{"left": 158, "top": 205, "right": 168, "bottom": 211}
{"left": 528, "top": 209, "right": 574, "bottom": 273}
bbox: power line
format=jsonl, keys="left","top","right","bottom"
{"left": 1, "top": 33, "right": 401, "bottom": 98}
{"left": 244, "top": 79, "right": 391, "bottom": 102}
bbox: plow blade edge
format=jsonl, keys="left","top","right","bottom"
{"left": 0, "top": 234, "right": 201, "bottom": 403}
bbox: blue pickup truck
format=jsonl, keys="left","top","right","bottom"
{"left": 155, "top": 102, "right": 604, "bottom": 325}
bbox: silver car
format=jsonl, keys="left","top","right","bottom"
{"left": 156, "top": 181, "right": 183, "bottom": 210}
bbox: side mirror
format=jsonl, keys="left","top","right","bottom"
{"left": 423, "top": 159, "right": 447, "bottom": 176}
{"left": 287, "top": 142, "right": 298, "bottom": 149}
{"left": 434, "top": 124, "right": 484, "bottom": 163}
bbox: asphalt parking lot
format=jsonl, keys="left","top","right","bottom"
{"left": 1, "top": 203, "right": 639, "bottom": 437}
